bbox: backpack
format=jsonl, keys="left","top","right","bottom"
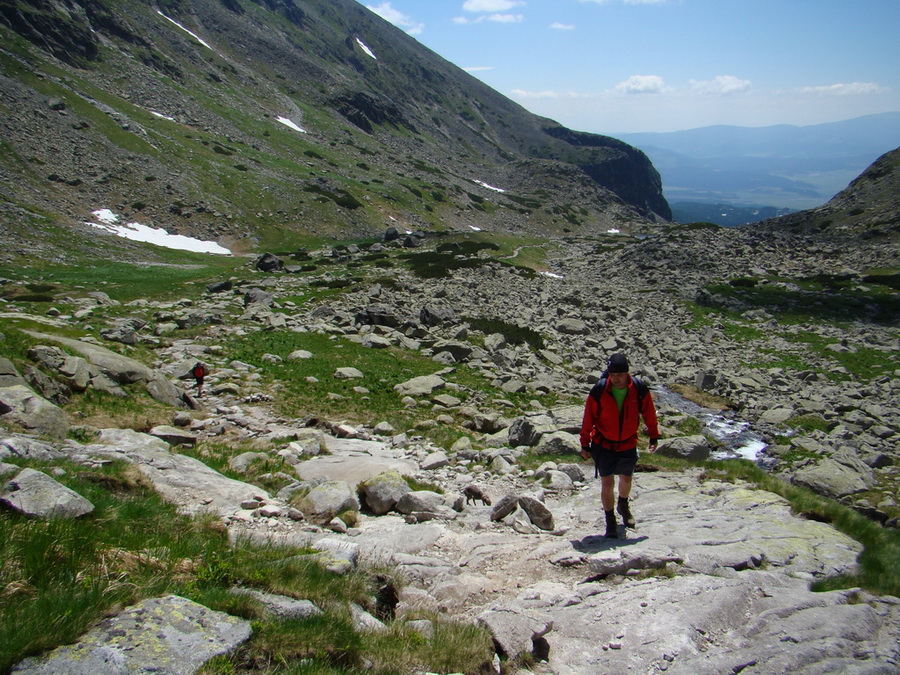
{"left": 588, "top": 372, "right": 648, "bottom": 407}
{"left": 192, "top": 363, "right": 208, "bottom": 378}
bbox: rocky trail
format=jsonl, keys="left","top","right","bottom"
{"left": 1, "top": 227, "right": 899, "bottom": 673}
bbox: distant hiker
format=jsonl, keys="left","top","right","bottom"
{"left": 192, "top": 362, "right": 208, "bottom": 397}
{"left": 580, "top": 353, "right": 660, "bottom": 538}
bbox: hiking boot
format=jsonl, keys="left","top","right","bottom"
{"left": 604, "top": 510, "right": 618, "bottom": 538}
{"left": 617, "top": 497, "right": 636, "bottom": 528}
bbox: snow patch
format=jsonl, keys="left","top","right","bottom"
{"left": 276, "top": 116, "right": 307, "bottom": 133}
{"left": 607, "top": 228, "right": 621, "bottom": 234}
{"left": 541, "top": 271, "right": 564, "bottom": 279}
{"left": 86, "top": 209, "right": 230, "bottom": 255}
{"left": 157, "top": 11, "right": 213, "bottom": 50}
{"left": 473, "top": 180, "right": 506, "bottom": 193}
{"left": 355, "top": 38, "right": 377, "bottom": 60}
{"left": 150, "top": 111, "right": 176, "bottom": 122}
{"left": 468, "top": 225, "right": 482, "bottom": 231}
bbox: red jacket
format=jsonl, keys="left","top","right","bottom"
{"left": 580, "top": 376, "right": 660, "bottom": 451}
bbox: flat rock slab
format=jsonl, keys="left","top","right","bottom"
{"left": 296, "top": 437, "right": 417, "bottom": 484}
{"left": 81, "top": 429, "right": 268, "bottom": 517}
{"left": 11, "top": 594, "right": 251, "bottom": 674}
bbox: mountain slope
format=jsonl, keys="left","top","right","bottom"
{"left": 750, "top": 146, "right": 900, "bottom": 239}
{"left": 0, "top": 0, "right": 669, "bottom": 259}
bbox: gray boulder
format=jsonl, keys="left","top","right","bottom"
{"left": 228, "top": 588, "right": 322, "bottom": 620}
{"left": 294, "top": 481, "right": 359, "bottom": 523}
{"left": 360, "top": 470, "right": 411, "bottom": 515}
{"left": 22, "top": 331, "right": 152, "bottom": 384}
{"left": 0, "top": 385, "right": 68, "bottom": 438}
{"left": 255, "top": 252, "right": 284, "bottom": 272}
{"left": 792, "top": 452, "right": 876, "bottom": 499}
{"left": 394, "top": 374, "right": 446, "bottom": 397}
{"left": 1, "top": 468, "right": 94, "bottom": 519}
{"left": 0, "top": 357, "right": 25, "bottom": 388}
{"left": 535, "top": 431, "right": 580, "bottom": 455}
{"left": 11, "top": 595, "right": 251, "bottom": 674}
{"left": 657, "top": 434, "right": 715, "bottom": 461}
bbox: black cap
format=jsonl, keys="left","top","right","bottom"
{"left": 607, "top": 353, "right": 629, "bottom": 373}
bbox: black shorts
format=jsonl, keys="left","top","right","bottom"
{"left": 590, "top": 444, "right": 638, "bottom": 477}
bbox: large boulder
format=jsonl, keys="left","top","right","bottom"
{"left": 294, "top": 481, "right": 359, "bottom": 523}
{"left": 360, "top": 470, "right": 411, "bottom": 515}
{"left": 0, "top": 468, "right": 94, "bottom": 519}
{"left": 394, "top": 374, "right": 446, "bottom": 397}
{"left": 11, "top": 595, "right": 251, "bottom": 674}
{"left": 22, "top": 331, "right": 152, "bottom": 384}
{"left": 791, "top": 451, "right": 876, "bottom": 499}
{"left": 0, "top": 385, "right": 68, "bottom": 438}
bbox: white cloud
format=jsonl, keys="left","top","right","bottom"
{"left": 550, "top": 22, "right": 575, "bottom": 30}
{"left": 454, "top": 12, "right": 523, "bottom": 24}
{"left": 463, "top": 0, "right": 524, "bottom": 11}
{"left": 487, "top": 13, "right": 524, "bottom": 23}
{"left": 365, "top": 2, "right": 424, "bottom": 35}
{"left": 465, "top": 66, "right": 496, "bottom": 72}
{"left": 799, "top": 82, "right": 887, "bottom": 96}
{"left": 614, "top": 75, "right": 668, "bottom": 95}
{"left": 689, "top": 75, "right": 752, "bottom": 95}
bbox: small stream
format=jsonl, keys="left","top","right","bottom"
{"left": 653, "top": 385, "right": 771, "bottom": 465}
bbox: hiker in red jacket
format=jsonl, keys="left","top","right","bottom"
{"left": 580, "top": 353, "right": 660, "bottom": 538}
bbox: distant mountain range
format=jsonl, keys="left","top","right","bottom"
{"left": 615, "top": 113, "right": 900, "bottom": 219}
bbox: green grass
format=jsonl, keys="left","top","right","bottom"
{"left": 0, "top": 255, "right": 244, "bottom": 303}
{"left": 701, "top": 280, "right": 899, "bottom": 325}
{"left": 0, "top": 458, "right": 494, "bottom": 674}
{"left": 221, "top": 329, "right": 564, "bottom": 449}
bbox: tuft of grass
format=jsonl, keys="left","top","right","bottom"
{"left": 2, "top": 457, "right": 492, "bottom": 674}
{"left": 465, "top": 316, "right": 545, "bottom": 351}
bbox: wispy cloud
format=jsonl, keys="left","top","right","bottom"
{"left": 456, "top": 0, "right": 525, "bottom": 24}
{"left": 550, "top": 22, "right": 575, "bottom": 30}
{"left": 799, "top": 82, "right": 887, "bottom": 96}
{"left": 365, "top": 2, "right": 424, "bottom": 35}
{"left": 463, "top": 0, "right": 525, "bottom": 10}
{"left": 454, "top": 13, "right": 524, "bottom": 24}
{"left": 465, "top": 66, "right": 496, "bottom": 72}
{"left": 689, "top": 75, "right": 752, "bottom": 95}
{"left": 615, "top": 75, "right": 669, "bottom": 95}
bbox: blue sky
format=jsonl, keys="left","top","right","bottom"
{"left": 357, "top": 0, "right": 900, "bottom": 134}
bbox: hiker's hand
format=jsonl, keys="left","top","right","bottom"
{"left": 580, "top": 447, "right": 591, "bottom": 460}
{"left": 648, "top": 442, "right": 658, "bottom": 454}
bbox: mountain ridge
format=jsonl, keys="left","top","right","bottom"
{"left": 0, "top": 0, "right": 670, "bottom": 255}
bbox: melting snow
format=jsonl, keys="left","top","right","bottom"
{"left": 86, "top": 209, "right": 230, "bottom": 255}
{"left": 607, "top": 228, "right": 621, "bottom": 234}
{"left": 473, "top": 180, "right": 506, "bottom": 193}
{"left": 157, "top": 11, "right": 213, "bottom": 50}
{"left": 276, "top": 116, "right": 307, "bottom": 133}
{"left": 150, "top": 111, "right": 176, "bottom": 122}
{"left": 541, "top": 271, "right": 564, "bottom": 279}
{"left": 356, "top": 38, "right": 377, "bottom": 60}
{"left": 469, "top": 225, "right": 482, "bottom": 231}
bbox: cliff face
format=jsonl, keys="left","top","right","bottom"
{"left": 0, "top": 0, "right": 670, "bottom": 248}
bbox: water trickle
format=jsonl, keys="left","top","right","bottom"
{"left": 652, "top": 385, "right": 769, "bottom": 464}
